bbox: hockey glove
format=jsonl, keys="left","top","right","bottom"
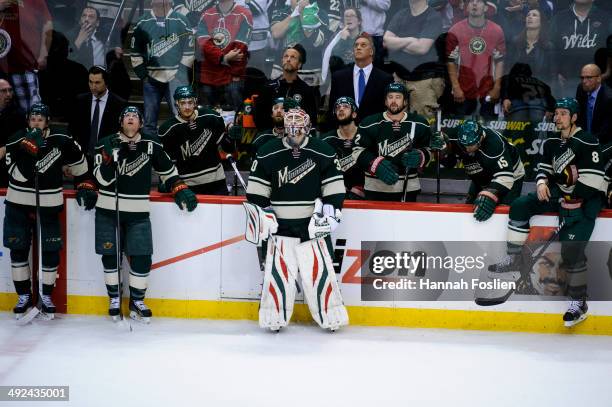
{"left": 76, "top": 180, "right": 98, "bottom": 210}
{"left": 20, "top": 128, "right": 44, "bottom": 157}
{"left": 402, "top": 150, "right": 426, "bottom": 170}
{"left": 473, "top": 190, "right": 498, "bottom": 222}
{"left": 172, "top": 181, "right": 198, "bottom": 212}
{"left": 369, "top": 157, "right": 399, "bottom": 185}
{"left": 430, "top": 131, "right": 446, "bottom": 151}
{"left": 101, "top": 136, "right": 121, "bottom": 165}
{"left": 308, "top": 204, "right": 342, "bottom": 239}
{"left": 228, "top": 124, "right": 243, "bottom": 141}
{"left": 559, "top": 198, "right": 584, "bottom": 227}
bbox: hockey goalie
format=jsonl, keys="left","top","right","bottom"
{"left": 243, "top": 108, "right": 349, "bottom": 332}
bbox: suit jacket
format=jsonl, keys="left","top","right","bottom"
{"left": 68, "top": 91, "right": 127, "bottom": 156}
{"left": 328, "top": 64, "right": 393, "bottom": 126}
{"left": 576, "top": 84, "right": 612, "bottom": 145}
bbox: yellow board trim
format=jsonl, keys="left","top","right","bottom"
{"left": 2, "top": 293, "right": 612, "bottom": 335}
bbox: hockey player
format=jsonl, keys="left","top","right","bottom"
{"left": 158, "top": 86, "right": 232, "bottom": 195}
{"left": 487, "top": 98, "right": 607, "bottom": 327}
{"left": 245, "top": 107, "right": 348, "bottom": 331}
{"left": 439, "top": 120, "right": 525, "bottom": 221}
{"left": 250, "top": 97, "right": 301, "bottom": 154}
{"left": 353, "top": 82, "right": 433, "bottom": 201}
{"left": 94, "top": 106, "right": 197, "bottom": 322}
{"left": 4, "top": 103, "right": 98, "bottom": 319}
{"left": 320, "top": 96, "right": 365, "bottom": 199}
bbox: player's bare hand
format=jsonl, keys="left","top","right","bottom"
{"left": 537, "top": 183, "right": 550, "bottom": 202}
{"left": 452, "top": 85, "right": 465, "bottom": 103}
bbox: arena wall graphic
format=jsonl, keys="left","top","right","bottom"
{"left": 1, "top": 191, "right": 612, "bottom": 335}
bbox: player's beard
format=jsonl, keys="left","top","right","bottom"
{"left": 387, "top": 104, "right": 404, "bottom": 115}
{"left": 272, "top": 116, "right": 284, "bottom": 128}
{"left": 337, "top": 116, "right": 354, "bottom": 126}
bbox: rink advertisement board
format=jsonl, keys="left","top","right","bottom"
{"left": 2, "top": 191, "right": 612, "bottom": 335}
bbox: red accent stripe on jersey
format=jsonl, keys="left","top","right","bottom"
{"left": 312, "top": 244, "right": 319, "bottom": 287}
{"left": 324, "top": 284, "right": 333, "bottom": 313}
{"left": 269, "top": 284, "right": 280, "bottom": 313}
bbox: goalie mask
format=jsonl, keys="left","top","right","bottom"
{"left": 284, "top": 108, "right": 311, "bottom": 147}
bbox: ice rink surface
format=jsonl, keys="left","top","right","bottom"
{"left": 1, "top": 312, "right": 611, "bottom": 407}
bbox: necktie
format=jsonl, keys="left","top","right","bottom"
{"left": 89, "top": 98, "right": 101, "bottom": 155}
{"left": 358, "top": 69, "right": 366, "bottom": 106}
{"left": 587, "top": 92, "right": 595, "bottom": 132}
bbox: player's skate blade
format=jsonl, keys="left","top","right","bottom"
{"left": 129, "top": 300, "right": 152, "bottom": 324}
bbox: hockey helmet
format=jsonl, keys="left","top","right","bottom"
{"left": 334, "top": 96, "right": 357, "bottom": 112}
{"left": 457, "top": 120, "right": 484, "bottom": 147}
{"left": 173, "top": 85, "right": 196, "bottom": 101}
{"left": 28, "top": 103, "right": 50, "bottom": 120}
{"left": 555, "top": 97, "right": 579, "bottom": 116}
{"left": 385, "top": 82, "right": 409, "bottom": 99}
{"left": 119, "top": 106, "right": 142, "bottom": 124}
{"left": 283, "top": 97, "right": 300, "bottom": 111}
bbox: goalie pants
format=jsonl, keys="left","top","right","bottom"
{"left": 506, "top": 190, "right": 605, "bottom": 299}
{"left": 95, "top": 211, "right": 153, "bottom": 300}
{"left": 3, "top": 204, "right": 61, "bottom": 296}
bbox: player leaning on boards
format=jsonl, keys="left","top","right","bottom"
{"left": 320, "top": 96, "right": 365, "bottom": 200}
{"left": 158, "top": 86, "right": 233, "bottom": 195}
{"left": 352, "top": 82, "right": 433, "bottom": 201}
{"left": 244, "top": 107, "right": 348, "bottom": 332}
{"left": 486, "top": 98, "right": 607, "bottom": 327}
{"left": 439, "top": 120, "right": 525, "bottom": 222}
{"left": 4, "top": 103, "right": 98, "bottom": 320}
{"left": 93, "top": 106, "right": 197, "bottom": 323}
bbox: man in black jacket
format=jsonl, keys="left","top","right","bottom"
{"left": 328, "top": 33, "right": 393, "bottom": 126}
{"left": 576, "top": 64, "right": 612, "bottom": 145}
{"left": 68, "top": 66, "right": 126, "bottom": 162}
{"left": 0, "top": 79, "right": 26, "bottom": 187}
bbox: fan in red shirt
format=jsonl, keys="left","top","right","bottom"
{"left": 197, "top": 0, "right": 252, "bottom": 111}
{"left": 446, "top": 0, "right": 505, "bottom": 117}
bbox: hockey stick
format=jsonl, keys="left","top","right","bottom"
{"left": 475, "top": 217, "right": 564, "bottom": 306}
{"left": 227, "top": 155, "right": 247, "bottom": 194}
{"left": 401, "top": 120, "right": 417, "bottom": 203}
{"left": 113, "top": 149, "right": 132, "bottom": 331}
{"left": 104, "top": 0, "right": 127, "bottom": 48}
{"left": 17, "top": 169, "right": 43, "bottom": 325}
{"left": 435, "top": 110, "right": 441, "bottom": 204}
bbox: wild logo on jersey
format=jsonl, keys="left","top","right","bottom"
{"left": 378, "top": 137, "right": 411, "bottom": 157}
{"left": 277, "top": 158, "right": 316, "bottom": 187}
{"left": 181, "top": 128, "right": 212, "bottom": 159}
{"left": 119, "top": 153, "right": 150, "bottom": 177}
{"left": 464, "top": 161, "right": 484, "bottom": 176}
{"left": 553, "top": 148, "right": 575, "bottom": 173}
{"left": 338, "top": 154, "right": 355, "bottom": 172}
{"left": 36, "top": 148, "right": 62, "bottom": 173}
{"left": 150, "top": 33, "right": 180, "bottom": 58}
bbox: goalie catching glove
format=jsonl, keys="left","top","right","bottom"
{"left": 243, "top": 202, "right": 279, "bottom": 245}
{"left": 308, "top": 198, "right": 342, "bottom": 239}
{"left": 473, "top": 189, "right": 498, "bottom": 222}
{"left": 171, "top": 181, "right": 197, "bottom": 212}
{"left": 76, "top": 180, "right": 98, "bottom": 210}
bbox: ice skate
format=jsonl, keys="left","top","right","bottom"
{"left": 109, "top": 297, "right": 121, "bottom": 321}
{"left": 13, "top": 294, "right": 33, "bottom": 319}
{"left": 129, "top": 299, "right": 152, "bottom": 324}
{"left": 563, "top": 299, "right": 588, "bottom": 327}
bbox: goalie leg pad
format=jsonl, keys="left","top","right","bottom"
{"left": 243, "top": 202, "right": 262, "bottom": 245}
{"left": 259, "top": 236, "right": 300, "bottom": 330}
{"left": 295, "top": 238, "right": 349, "bottom": 330}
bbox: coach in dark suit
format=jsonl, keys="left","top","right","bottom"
{"left": 68, "top": 66, "right": 126, "bottom": 159}
{"left": 328, "top": 33, "right": 393, "bottom": 126}
{"left": 576, "top": 64, "right": 612, "bottom": 145}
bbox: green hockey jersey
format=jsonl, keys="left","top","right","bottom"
{"left": 94, "top": 133, "right": 180, "bottom": 220}
{"left": 5, "top": 128, "right": 90, "bottom": 212}
{"left": 246, "top": 136, "right": 345, "bottom": 237}
{"left": 158, "top": 108, "right": 229, "bottom": 187}
{"left": 130, "top": 10, "right": 195, "bottom": 83}
{"left": 251, "top": 128, "right": 283, "bottom": 154}
{"left": 536, "top": 128, "right": 606, "bottom": 200}
{"left": 353, "top": 111, "right": 432, "bottom": 196}
{"left": 443, "top": 127, "right": 525, "bottom": 198}
{"left": 320, "top": 130, "right": 364, "bottom": 192}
